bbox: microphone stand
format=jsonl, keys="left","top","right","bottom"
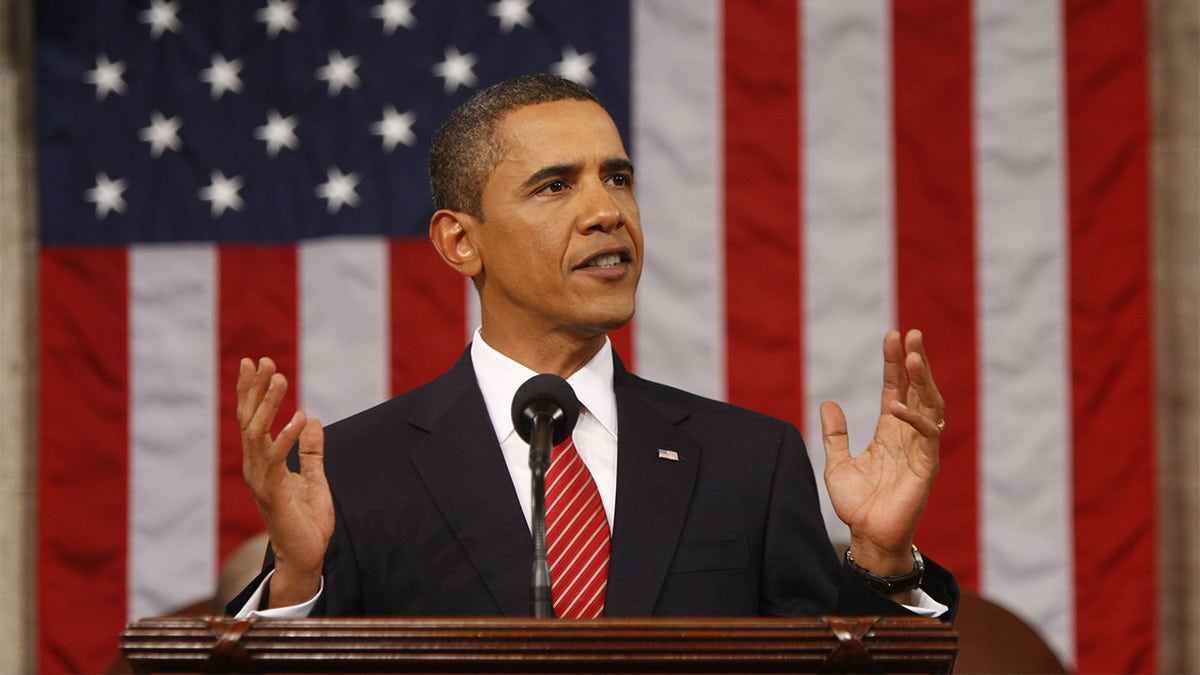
{"left": 529, "top": 414, "right": 554, "bottom": 618}
{"left": 512, "top": 374, "right": 579, "bottom": 619}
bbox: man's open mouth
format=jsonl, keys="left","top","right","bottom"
{"left": 582, "top": 253, "right": 624, "bottom": 269}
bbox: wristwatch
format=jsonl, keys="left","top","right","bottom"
{"left": 844, "top": 545, "right": 925, "bottom": 594}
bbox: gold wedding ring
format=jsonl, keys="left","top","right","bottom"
{"left": 935, "top": 418, "right": 946, "bottom": 432}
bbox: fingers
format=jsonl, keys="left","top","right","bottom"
{"left": 879, "top": 330, "right": 906, "bottom": 415}
{"left": 901, "top": 329, "right": 945, "bottom": 423}
{"left": 875, "top": 329, "right": 944, "bottom": 437}
{"left": 239, "top": 359, "right": 291, "bottom": 447}
{"left": 888, "top": 400, "right": 942, "bottom": 438}
{"left": 237, "top": 357, "right": 278, "bottom": 429}
{"left": 275, "top": 409, "right": 307, "bottom": 454}
{"left": 819, "top": 400, "right": 852, "bottom": 473}
{"left": 243, "top": 407, "right": 301, "bottom": 496}
{"left": 238, "top": 357, "right": 301, "bottom": 492}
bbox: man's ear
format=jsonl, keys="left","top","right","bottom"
{"left": 429, "top": 209, "right": 483, "bottom": 278}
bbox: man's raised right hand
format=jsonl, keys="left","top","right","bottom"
{"left": 237, "top": 357, "right": 335, "bottom": 609}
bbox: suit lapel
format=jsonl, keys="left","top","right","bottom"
{"left": 605, "top": 362, "right": 701, "bottom": 616}
{"left": 406, "top": 351, "right": 533, "bottom": 617}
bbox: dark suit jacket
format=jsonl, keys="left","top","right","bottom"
{"left": 233, "top": 348, "right": 957, "bottom": 618}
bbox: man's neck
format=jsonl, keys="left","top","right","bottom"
{"left": 477, "top": 326, "right": 607, "bottom": 379}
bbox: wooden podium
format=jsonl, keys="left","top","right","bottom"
{"left": 120, "top": 616, "right": 957, "bottom": 673}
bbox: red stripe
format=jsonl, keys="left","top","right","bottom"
{"left": 723, "top": 0, "right": 804, "bottom": 426}
{"left": 890, "top": 0, "right": 981, "bottom": 590}
{"left": 37, "top": 248, "right": 128, "bottom": 673}
{"left": 217, "top": 245, "right": 299, "bottom": 564}
{"left": 608, "top": 321, "right": 634, "bottom": 369}
{"left": 389, "top": 239, "right": 469, "bottom": 393}
{"left": 1064, "top": 0, "right": 1156, "bottom": 671}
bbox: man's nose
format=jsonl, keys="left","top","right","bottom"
{"left": 577, "top": 178, "right": 623, "bottom": 233}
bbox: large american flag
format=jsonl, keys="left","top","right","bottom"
{"left": 35, "top": 1, "right": 1155, "bottom": 672}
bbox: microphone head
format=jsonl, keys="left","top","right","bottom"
{"left": 511, "top": 374, "right": 580, "bottom": 446}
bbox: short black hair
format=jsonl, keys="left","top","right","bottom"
{"left": 428, "top": 74, "right": 600, "bottom": 216}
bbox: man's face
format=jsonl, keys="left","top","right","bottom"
{"left": 469, "top": 99, "right": 643, "bottom": 343}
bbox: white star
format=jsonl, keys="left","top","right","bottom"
{"left": 371, "top": 0, "right": 416, "bottom": 35}
{"left": 432, "top": 46, "right": 477, "bottom": 94}
{"left": 316, "top": 50, "right": 361, "bottom": 97}
{"left": 200, "top": 54, "right": 244, "bottom": 100}
{"left": 315, "top": 167, "right": 361, "bottom": 214}
{"left": 83, "top": 54, "right": 127, "bottom": 101}
{"left": 139, "top": 0, "right": 182, "bottom": 39}
{"left": 199, "top": 170, "right": 244, "bottom": 217}
{"left": 489, "top": 0, "right": 533, "bottom": 33}
{"left": 83, "top": 172, "right": 127, "bottom": 219}
{"left": 254, "top": 109, "right": 299, "bottom": 156}
{"left": 256, "top": 0, "right": 299, "bottom": 38}
{"left": 551, "top": 46, "right": 596, "bottom": 87}
{"left": 139, "top": 111, "right": 183, "bottom": 157}
{"left": 370, "top": 106, "right": 416, "bottom": 151}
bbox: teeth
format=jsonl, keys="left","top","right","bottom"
{"left": 587, "top": 253, "right": 622, "bottom": 269}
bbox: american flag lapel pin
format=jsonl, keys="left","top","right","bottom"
{"left": 657, "top": 448, "right": 680, "bottom": 462}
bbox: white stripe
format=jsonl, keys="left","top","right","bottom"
{"left": 128, "top": 244, "right": 217, "bottom": 620}
{"left": 974, "top": 0, "right": 1075, "bottom": 664}
{"left": 801, "top": 0, "right": 896, "bottom": 543}
{"left": 552, "top": 527, "right": 606, "bottom": 586}
{"left": 577, "top": 579, "right": 608, "bottom": 618}
{"left": 557, "top": 554, "right": 607, "bottom": 617}
{"left": 630, "top": 0, "right": 724, "bottom": 399}
{"left": 299, "top": 237, "right": 389, "bottom": 423}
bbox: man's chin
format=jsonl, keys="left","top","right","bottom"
{"left": 567, "top": 312, "right": 634, "bottom": 343}
{"left": 593, "top": 303, "right": 636, "bottom": 333}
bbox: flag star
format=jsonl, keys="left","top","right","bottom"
{"left": 256, "top": 0, "right": 299, "bottom": 38}
{"left": 254, "top": 109, "right": 299, "bottom": 156}
{"left": 432, "top": 46, "right": 477, "bottom": 94}
{"left": 138, "top": 0, "right": 182, "bottom": 39}
{"left": 83, "top": 54, "right": 128, "bottom": 100}
{"left": 489, "top": 0, "right": 533, "bottom": 33}
{"left": 316, "top": 167, "right": 361, "bottom": 213}
{"left": 83, "top": 172, "right": 127, "bottom": 219}
{"left": 371, "top": 0, "right": 416, "bottom": 35}
{"left": 370, "top": 106, "right": 416, "bottom": 151}
{"left": 139, "top": 111, "right": 183, "bottom": 157}
{"left": 551, "top": 46, "right": 596, "bottom": 87}
{"left": 316, "top": 50, "right": 361, "bottom": 97}
{"left": 200, "top": 54, "right": 244, "bottom": 99}
{"left": 199, "top": 170, "right": 244, "bottom": 217}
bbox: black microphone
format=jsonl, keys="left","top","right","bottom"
{"left": 511, "top": 374, "right": 580, "bottom": 618}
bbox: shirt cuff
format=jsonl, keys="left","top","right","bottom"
{"left": 900, "top": 588, "right": 949, "bottom": 618}
{"left": 232, "top": 569, "right": 323, "bottom": 619}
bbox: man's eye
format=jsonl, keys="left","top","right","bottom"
{"left": 608, "top": 174, "right": 631, "bottom": 187}
{"left": 540, "top": 180, "right": 567, "bottom": 193}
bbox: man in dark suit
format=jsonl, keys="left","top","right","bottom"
{"left": 232, "top": 74, "right": 956, "bottom": 618}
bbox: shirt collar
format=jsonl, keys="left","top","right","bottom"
{"left": 470, "top": 328, "right": 617, "bottom": 444}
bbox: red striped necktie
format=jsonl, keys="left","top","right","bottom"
{"left": 544, "top": 436, "right": 610, "bottom": 619}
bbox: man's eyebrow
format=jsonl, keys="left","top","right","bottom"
{"left": 520, "top": 163, "right": 579, "bottom": 190}
{"left": 603, "top": 158, "right": 635, "bottom": 175}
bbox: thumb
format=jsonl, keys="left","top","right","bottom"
{"left": 297, "top": 418, "right": 326, "bottom": 483}
{"left": 819, "top": 400, "right": 851, "bottom": 475}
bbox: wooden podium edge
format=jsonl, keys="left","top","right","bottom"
{"left": 121, "top": 616, "right": 957, "bottom": 673}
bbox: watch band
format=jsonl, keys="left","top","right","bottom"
{"left": 843, "top": 545, "right": 925, "bottom": 594}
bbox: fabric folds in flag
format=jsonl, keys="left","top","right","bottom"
{"left": 35, "top": 1, "right": 1155, "bottom": 673}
